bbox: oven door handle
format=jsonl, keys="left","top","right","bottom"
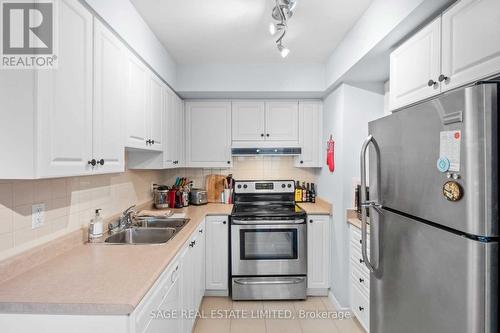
{"left": 233, "top": 277, "right": 305, "bottom": 285}
{"left": 232, "top": 219, "right": 305, "bottom": 225}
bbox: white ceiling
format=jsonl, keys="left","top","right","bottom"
{"left": 130, "top": 0, "right": 372, "bottom": 64}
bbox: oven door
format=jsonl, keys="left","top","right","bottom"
{"left": 231, "top": 222, "right": 307, "bottom": 276}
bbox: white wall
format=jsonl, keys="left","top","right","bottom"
{"left": 84, "top": 0, "right": 177, "bottom": 87}
{"left": 316, "top": 84, "right": 385, "bottom": 307}
{"left": 176, "top": 63, "right": 325, "bottom": 97}
{"left": 326, "top": 0, "right": 428, "bottom": 89}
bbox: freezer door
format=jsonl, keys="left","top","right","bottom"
{"left": 370, "top": 209, "right": 498, "bottom": 333}
{"left": 369, "top": 83, "right": 498, "bottom": 237}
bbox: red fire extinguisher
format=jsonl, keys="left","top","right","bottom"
{"left": 327, "top": 135, "right": 335, "bottom": 172}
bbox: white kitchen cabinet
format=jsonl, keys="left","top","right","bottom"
{"left": 389, "top": 17, "right": 442, "bottom": 111}
{"left": 349, "top": 225, "right": 370, "bottom": 332}
{"left": 232, "top": 101, "right": 266, "bottom": 141}
{"left": 36, "top": 0, "right": 94, "bottom": 178}
{"left": 441, "top": 0, "right": 500, "bottom": 92}
{"left": 265, "top": 101, "right": 299, "bottom": 141}
{"left": 148, "top": 74, "right": 164, "bottom": 151}
{"left": 164, "top": 89, "right": 184, "bottom": 168}
{"left": 92, "top": 20, "right": 126, "bottom": 174}
{"left": 180, "top": 221, "right": 206, "bottom": 333}
{"left": 205, "top": 216, "right": 229, "bottom": 295}
{"left": 185, "top": 101, "right": 232, "bottom": 168}
{"left": 125, "top": 50, "right": 149, "bottom": 150}
{"left": 307, "top": 215, "right": 331, "bottom": 294}
{"left": 295, "top": 101, "right": 323, "bottom": 168}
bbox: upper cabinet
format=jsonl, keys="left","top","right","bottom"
{"left": 232, "top": 101, "right": 266, "bottom": 141}
{"left": 441, "top": 0, "right": 500, "bottom": 91}
{"left": 295, "top": 101, "right": 323, "bottom": 168}
{"left": 37, "top": 0, "right": 94, "bottom": 178}
{"left": 389, "top": 18, "right": 441, "bottom": 111}
{"left": 124, "top": 50, "right": 163, "bottom": 152}
{"left": 265, "top": 101, "right": 299, "bottom": 142}
{"left": 185, "top": 101, "right": 232, "bottom": 168}
{"left": 164, "top": 89, "right": 185, "bottom": 168}
{"left": 232, "top": 101, "right": 299, "bottom": 147}
{"left": 390, "top": 0, "right": 500, "bottom": 111}
{"left": 92, "top": 20, "right": 126, "bottom": 174}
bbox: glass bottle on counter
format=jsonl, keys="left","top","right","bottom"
{"left": 302, "top": 182, "right": 307, "bottom": 202}
{"left": 295, "top": 181, "right": 302, "bottom": 202}
{"left": 311, "top": 183, "right": 316, "bottom": 203}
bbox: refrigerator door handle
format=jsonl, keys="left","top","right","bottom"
{"left": 360, "top": 135, "right": 381, "bottom": 273}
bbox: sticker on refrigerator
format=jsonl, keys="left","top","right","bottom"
{"left": 439, "top": 131, "right": 461, "bottom": 172}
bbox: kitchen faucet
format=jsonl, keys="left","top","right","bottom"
{"left": 108, "top": 205, "right": 136, "bottom": 233}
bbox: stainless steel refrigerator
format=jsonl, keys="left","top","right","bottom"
{"left": 359, "top": 83, "right": 499, "bottom": 333}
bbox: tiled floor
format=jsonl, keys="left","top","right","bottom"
{"left": 193, "top": 296, "right": 365, "bottom": 333}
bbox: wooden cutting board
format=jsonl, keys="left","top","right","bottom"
{"left": 205, "top": 175, "right": 226, "bottom": 203}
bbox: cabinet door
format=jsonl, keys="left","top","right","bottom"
{"left": 185, "top": 101, "right": 232, "bottom": 168}
{"left": 265, "top": 101, "right": 299, "bottom": 141}
{"left": 194, "top": 223, "right": 206, "bottom": 307}
{"left": 148, "top": 74, "right": 164, "bottom": 152}
{"left": 295, "top": 101, "right": 322, "bottom": 168}
{"left": 125, "top": 50, "right": 149, "bottom": 149}
{"left": 37, "top": 0, "right": 93, "bottom": 177}
{"left": 441, "top": 0, "right": 500, "bottom": 92}
{"left": 307, "top": 215, "right": 330, "bottom": 289}
{"left": 389, "top": 17, "right": 442, "bottom": 111}
{"left": 93, "top": 20, "right": 125, "bottom": 174}
{"left": 146, "top": 269, "right": 181, "bottom": 333}
{"left": 205, "top": 216, "right": 228, "bottom": 291}
{"left": 176, "top": 97, "right": 186, "bottom": 167}
{"left": 232, "top": 101, "right": 266, "bottom": 141}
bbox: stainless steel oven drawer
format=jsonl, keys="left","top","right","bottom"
{"left": 232, "top": 276, "right": 307, "bottom": 300}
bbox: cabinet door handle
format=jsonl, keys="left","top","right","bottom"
{"left": 88, "top": 159, "right": 96, "bottom": 166}
{"left": 97, "top": 159, "right": 105, "bottom": 166}
{"left": 309, "top": 220, "right": 313, "bottom": 223}
{"left": 359, "top": 278, "right": 364, "bottom": 283}
{"left": 438, "top": 74, "right": 449, "bottom": 82}
{"left": 427, "top": 79, "right": 437, "bottom": 87}
{"left": 199, "top": 229, "right": 203, "bottom": 233}
{"left": 146, "top": 139, "right": 151, "bottom": 145}
{"left": 189, "top": 241, "right": 195, "bottom": 247}
{"left": 151, "top": 140, "right": 155, "bottom": 144}
{"left": 261, "top": 133, "right": 264, "bottom": 137}
{"left": 300, "top": 160, "right": 304, "bottom": 164}
{"left": 359, "top": 258, "right": 364, "bottom": 264}
{"left": 359, "top": 306, "right": 364, "bottom": 312}
{"left": 227, "top": 161, "right": 231, "bottom": 164}
{"left": 266, "top": 133, "right": 270, "bottom": 137}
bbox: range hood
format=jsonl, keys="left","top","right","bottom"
{"left": 231, "top": 147, "right": 301, "bottom": 156}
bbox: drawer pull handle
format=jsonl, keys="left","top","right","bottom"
{"left": 359, "top": 306, "right": 364, "bottom": 312}
{"left": 359, "top": 278, "right": 364, "bottom": 283}
{"left": 359, "top": 259, "right": 364, "bottom": 264}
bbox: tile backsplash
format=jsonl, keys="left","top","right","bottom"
{"left": 0, "top": 169, "right": 173, "bottom": 260}
{"left": 173, "top": 156, "right": 317, "bottom": 188}
{"left": 0, "top": 156, "right": 318, "bottom": 261}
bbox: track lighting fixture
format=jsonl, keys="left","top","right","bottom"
{"left": 269, "top": 0, "right": 297, "bottom": 58}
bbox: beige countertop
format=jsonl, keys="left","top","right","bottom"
{"left": 346, "top": 209, "right": 369, "bottom": 230}
{"left": 298, "top": 197, "right": 332, "bottom": 215}
{"left": 0, "top": 200, "right": 331, "bottom": 315}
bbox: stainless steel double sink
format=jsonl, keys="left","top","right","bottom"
{"left": 103, "top": 218, "right": 189, "bottom": 245}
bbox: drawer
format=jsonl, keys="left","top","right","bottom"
{"left": 351, "top": 263, "right": 369, "bottom": 298}
{"left": 135, "top": 259, "right": 180, "bottom": 333}
{"left": 351, "top": 283, "right": 370, "bottom": 331}
{"left": 350, "top": 242, "right": 371, "bottom": 276}
{"left": 350, "top": 226, "right": 370, "bottom": 249}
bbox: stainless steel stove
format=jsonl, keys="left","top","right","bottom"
{"left": 230, "top": 180, "right": 307, "bottom": 300}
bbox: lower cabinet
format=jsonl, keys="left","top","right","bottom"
{"left": 307, "top": 215, "right": 331, "bottom": 295}
{"left": 349, "top": 224, "right": 370, "bottom": 332}
{"left": 205, "top": 216, "right": 229, "bottom": 295}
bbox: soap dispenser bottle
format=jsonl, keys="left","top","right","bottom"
{"left": 88, "top": 209, "right": 104, "bottom": 240}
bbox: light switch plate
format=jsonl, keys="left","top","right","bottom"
{"left": 32, "top": 203, "right": 45, "bottom": 229}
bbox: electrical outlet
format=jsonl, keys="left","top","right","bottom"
{"left": 32, "top": 203, "right": 45, "bottom": 229}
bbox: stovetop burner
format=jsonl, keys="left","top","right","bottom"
{"left": 231, "top": 203, "right": 305, "bottom": 218}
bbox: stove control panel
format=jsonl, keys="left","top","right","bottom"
{"left": 234, "top": 180, "right": 295, "bottom": 194}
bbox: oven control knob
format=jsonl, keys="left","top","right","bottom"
{"left": 287, "top": 184, "right": 292, "bottom": 188}
{"left": 281, "top": 184, "right": 286, "bottom": 188}
{"left": 237, "top": 184, "right": 242, "bottom": 189}
{"left": 243, "top": 184, "right": 248, "bottom": 189}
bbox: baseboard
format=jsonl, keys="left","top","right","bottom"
{"left": 307, "top": 288, "right": 329, "bottom": 296}
{"left": 204, "top": 290, "right": 229, "bottom": 297}
{"left": 328, "top": 290, "right": 350, "bottom": 311}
